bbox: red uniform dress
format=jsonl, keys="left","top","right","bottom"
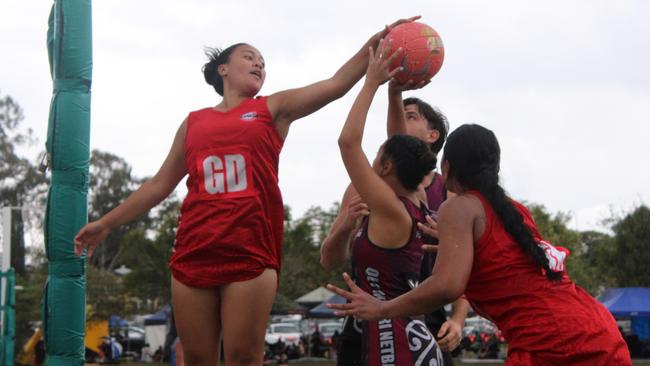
{"left": 169, "top": 96, "right": 285, "bottom": 288}
{"left": 464, "top": 191, "right": 631, "bottom": 365}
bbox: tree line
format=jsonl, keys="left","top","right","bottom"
{"left": 2, "top": 91, "right": 648, "bottom": 351}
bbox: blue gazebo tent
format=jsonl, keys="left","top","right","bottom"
{"left": 143, "top": 305, "right": 171, "bottom": 326}
{"left": 307, "top": 294, "right": 347, "bottom": 318}
{"left": 109, "top": 315, "right": 128, "bottom": 328}
{"left": 599, "top": 287, "right": 650, "bottom": 340}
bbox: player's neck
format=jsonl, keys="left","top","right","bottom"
{"left": 216, "top": 91, "right": 250, "bottom": 112}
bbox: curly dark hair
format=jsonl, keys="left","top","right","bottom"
{"left": 381, "top": 134, "right": 436, "bottom": 191}
{"left": 443, "top": 124, "right": 561, "bottom": 280}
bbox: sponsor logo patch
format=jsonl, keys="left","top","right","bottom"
{"left": 240, "top": 111, "right": 258, "bottom": 121}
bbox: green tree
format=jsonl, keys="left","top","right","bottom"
{"left": 86, "top": 263, "right": 133, "bottom": 320}
{"left": 116, "top": 198, "right": 179, "bottom": 313}
{"left": 15, "top": 248, "right": 48, "bottom": 354}
{"left": 87, "top": 150, "right": 150, "bottom": 270}
{"left": 574, "top": 230, "right": 616, "bottom": 293}
{"left": 0, "top": 92, "right": 48, "bottom": 277}
{"left": 276, "top": 203, "right": 347, "bottom": 312}
{"left": 608, "top": 205, "right": 650, "bottom": 287}
{"left": 1, "top": 92, "right": 48, "bottom": 354}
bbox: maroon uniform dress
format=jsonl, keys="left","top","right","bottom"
{"left": 351, "top": 197, "right": 443, "bottom": 366}
{"left": 464, "top": 191, "right": 631, "bottom": 365}
{"left": 169, "top": 96, "right": 285, "bottom": 287}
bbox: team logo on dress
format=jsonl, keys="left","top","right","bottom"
{"left": 405, "top": 320, "right": 444, "bottom": 366}
{"left": 538, "top": 240, "right": 569, "bottom": 272}
{"left": 240, "top": 112, "right": 258, "bottom": 121}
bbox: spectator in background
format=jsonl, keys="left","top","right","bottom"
{"left": 310, "top": 327, "right": 322, "bottom": 357}
{"left": 624, "top": 331, "right": 641, "bottom": 358}
{"left": 330, "top": 330, "right": 340, "bottom": 360}
{"left": 34, "top": 339, "right": 45, "bottom": 366}
{"left": 140, "top": 343, "right": 153, "bottom": 363}
{"left": 153, "top": 346, "right": 164, "bottom": 362}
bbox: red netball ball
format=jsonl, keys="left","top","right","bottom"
{"left": 385, "top": 22, "right": 445, "bottom": 84}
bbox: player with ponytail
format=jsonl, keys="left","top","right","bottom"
{"left": 329, "top": 124, "right": 631, "bottom": 365}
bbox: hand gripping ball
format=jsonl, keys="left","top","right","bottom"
{"left": 385, "top": 22, "right": 445, "bottom": 84}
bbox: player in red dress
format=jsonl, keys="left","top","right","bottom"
{"left": 73, "top": 17, "right": 419, "bottom": 366}
{"left": 328, "top": 124, "right": 632, "bottom": 365}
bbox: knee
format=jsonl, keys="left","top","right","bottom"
{"left": 183, "top": 347, "right": 218, "bottom": 366}
{"left": 226, "top": 347, "right": 261, "bottom": 366}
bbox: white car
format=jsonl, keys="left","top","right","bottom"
{"left": 265, "top": 323, "right": 302, "bottom": 346}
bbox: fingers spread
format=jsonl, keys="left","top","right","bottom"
{"left": 326, "top": 283, "right": 353, "bottom": 299}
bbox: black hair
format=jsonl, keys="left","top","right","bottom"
{"left": 202, "top": 43, "right": 247, "bottom": 96}
{"left": 403, "top": 97, "right": 449, "bottom": 155}
{"left": 381, "top": 134, "right": 436, "bottom": 191}
{"left": 443, "top": 124, "right": 562, "bottom": 280}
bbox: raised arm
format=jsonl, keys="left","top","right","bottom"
{"left": 386, "top": 79, "right": 430, "bottom": 137}
{"left": 320, "top": 184, "right": 368, "bottom": 272}
{"left": 337, "top": 41, "right": 411, "bottom": 247}
{"left": 268, "top": 16, "right": 420, "bottom": 138}
{"left": 74, "top": 119, "right": 188, "bottom": 256}
{"left": 386, "top": 83, "right": 407, "bottom": 136}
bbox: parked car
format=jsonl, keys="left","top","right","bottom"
{"left": 265, "top": 323, "right": 302, "bottom": 347}
{"left": 462, "top": 316, "right": 497, "bottom": 337}
{"left": 117, "top": 326, "right": 145, "bottom": 358}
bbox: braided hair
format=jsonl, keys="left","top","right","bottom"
{"left": 444, "top": 124, "right": 561, "bottom": 280}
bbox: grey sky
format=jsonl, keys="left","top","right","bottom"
{"left": 2, "top": 0, "right": 649, "bottom": 232}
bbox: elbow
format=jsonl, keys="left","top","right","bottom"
{"left": 320, "top": 257, "right": 335, "bottom": 273}
{"left": 427, "top": 273, "right": 465, "bottom": 305}
{"left": 319, "top": 246, "right": 338, "bottom": 273}
{"left": 441, "top": 290, "right": 463, "bottom": 305}
{"left": 338, "top": 136, "right": 353, "bottom": 152}
{"left": 320, "top": 248, "right": 349, "bottom": 273}
{"left": 147, "top": 176, "right": 174, "bottom": 202}
{"left": 440, "top": 281, "right": 465, "bottom": 304}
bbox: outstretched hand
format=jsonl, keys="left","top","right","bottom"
{"left": 365, "top": 38, "right": 402, "bottom": 86}
{"left": 342, "top": 195, "right": 370, "bottom": 231}
{"left": 377, "top": 16, "right": 422, "bottom": 40}
{"left": 326, "top": 272, "right": 386, "bottom": 321}
{"left": 74, "top": 221, "right": 111, "bottom": 258}
{"left": 389, "top": 78, "right": 431, "bottom": 93}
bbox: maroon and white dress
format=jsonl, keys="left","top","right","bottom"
{"left": 351, "top": 197, "right": 443, "bottom": 366}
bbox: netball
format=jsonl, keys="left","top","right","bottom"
{"left": 385, "top": 21, "right": 445, "bottom": 83}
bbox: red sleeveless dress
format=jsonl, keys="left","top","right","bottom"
{"left": 464, "top": 191, "right": 631, "bottom": 365}
{"left": 169, "top": 96, "right": 285, "bottom": 288}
